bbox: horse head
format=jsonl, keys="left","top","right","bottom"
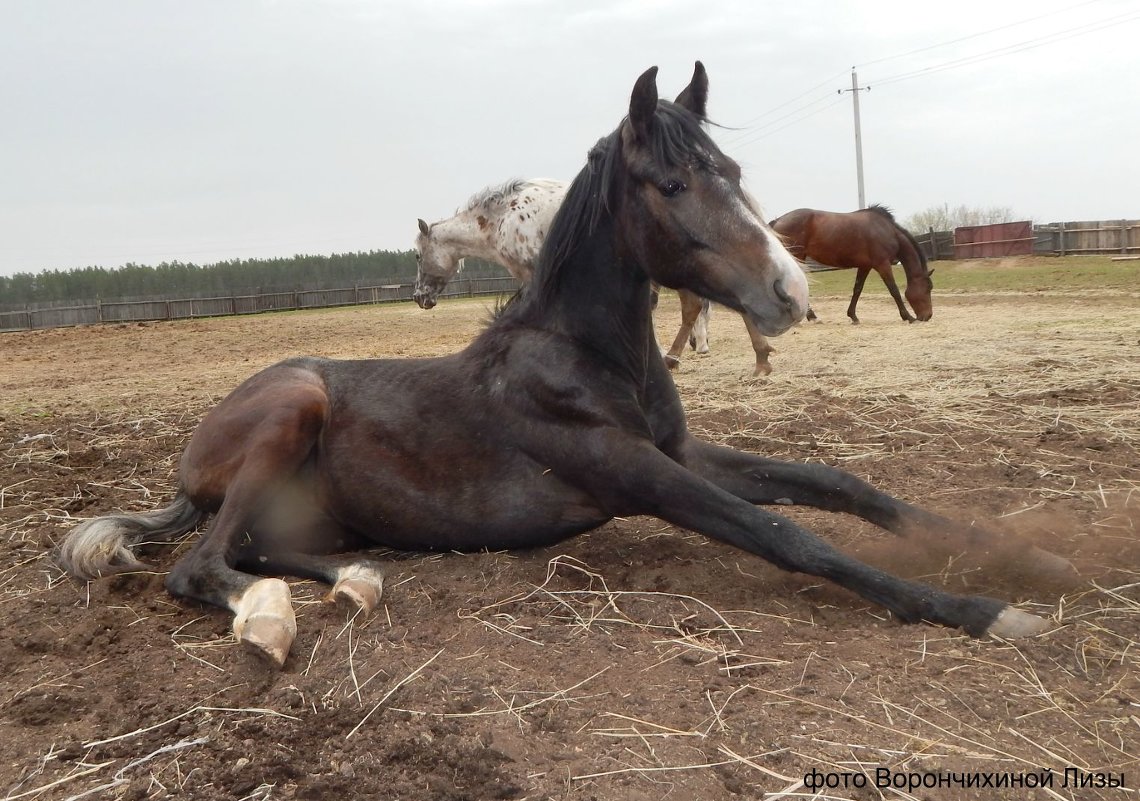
{"left": 614, "top": 62, "right": 808, "bottom": 336}
{"left": 905, "top": 269, "right": 934, "bottom": 322}
{"left": 412, "top": 218, "right": 463, "bottom": 309}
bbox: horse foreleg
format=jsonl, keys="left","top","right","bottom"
{"left": 878, "top": 265, "right": 916, "bottom": 322}
{"left": 689, "top": 295, "right": 710, "bottom": 353}
{"left": 741, "top": 314, "right": 775, "bottom": 377}
{"left": 578, "top": 434, "right": 1048, "bottom": 637}
{"left": 662, "top": 290, "right": 707, "bottom": 369}
{"left": 679, "top": 436, "right": 1078, "bottom": 587}
{"left": 846, "top": 267, "right": 872, "bottom": 324}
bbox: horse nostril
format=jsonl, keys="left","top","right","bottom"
{"left": 773, "top": 278, "right": 795, "bottom": 311}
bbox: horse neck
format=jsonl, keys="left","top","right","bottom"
{"left": 430, "top": 213, "right": 520, "bottom": 279}
{"left": 485, "top": 190, "right": 562, "bottom": 282}
{"left": 893, "top": 226, "right": 927, "bottom": 284}
{"left": 533, "top": 213, "right": 656, "bottom": 382}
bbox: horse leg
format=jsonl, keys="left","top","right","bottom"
{"left": 663, "top": 290, "right": 705, "bottom": 369}
{"left": 164, "top": 370, "right": 331, "bottom": 667}
{"left": 741, "top": 314, "right": 775, "bottom": 377}
{"left": 846, "top": 267, "right": 871, "bottom": 324}
{"left": 806, "top": 305, "right": 818, "bottom": 322}
{"left": 689, "top": 296, "right": 710, "bottom": 353}
{"left": 878, "top": 264, "right": 916, "bottom": 322}
{"left": 678, "top": 436, "right": 1077, "bottom": 588}
{"left": 574, "top": 433, "right": 1049, "bottom": 638}
{"left": 235, "top": 547, "right": 387, "bottom": 617}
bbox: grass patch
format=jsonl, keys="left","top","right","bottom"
{"left": 807, "top": 255, "right": 1140, "bottom": 297}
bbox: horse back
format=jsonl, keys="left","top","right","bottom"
{"left": 776, "top": 208, "right": 902, "bottom": 269}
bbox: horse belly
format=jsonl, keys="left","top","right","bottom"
{"left": 318, "top": 444, "right": 610, "bottom": 553}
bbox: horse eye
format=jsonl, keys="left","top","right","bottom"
{"left": 658, "top": 179, "right": 686, "bottom": 198}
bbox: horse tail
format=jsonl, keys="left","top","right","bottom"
{"left": 57, "top": 492, "right": 207, "bottom": 580}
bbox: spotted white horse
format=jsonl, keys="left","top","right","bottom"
{"left": 413, "top": 178, "right": 782, "bottom": 376}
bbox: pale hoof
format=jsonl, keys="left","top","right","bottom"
{"left": 987, "top": 607, "right": 1050, "bottom": 638}
{"left": 232, "top": 578, "right": 297, "bottom": 668}
{"left": 751, "top": 364, "right": 773, "bottom": 378}
{"left": 331, "top": 564, "right": 385, "bottom": 615}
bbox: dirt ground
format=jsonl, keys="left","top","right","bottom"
{"left": 1, "top": 284, "right": 1137, "bottom": 800}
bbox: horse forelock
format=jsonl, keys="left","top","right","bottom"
{"left": 641, "top": 102, "right": 719, "bottom": 175}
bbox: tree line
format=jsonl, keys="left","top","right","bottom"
{"left": 2, "top": 203, "right": 1020, "bottom": 307}
{"left": 902, "top": 203, "right": 1020, "bottom": 233}
{"left": 0, "top": 251, "right": 510, "bottom": 307}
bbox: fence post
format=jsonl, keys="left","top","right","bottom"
{"left": 927, "top": 227, "right": 936, "bottom": 261}
{"left": 1058, "top": 222, "right": 1065, "bottom": 256}
{"left": 96, "top": 298, "right": 102, "bottom": 323}
{"left": 1123, "top": 220, "right": 1129, "bottom": 255}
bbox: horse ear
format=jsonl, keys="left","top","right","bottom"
{"left": 417, "top": 218, "right": 430, "bottom": 236}
{"left": 629, "top": 66, "right": 659, "bottom": 144}
{"left": 673, "top": 60, "right": 708, "bottom": 118}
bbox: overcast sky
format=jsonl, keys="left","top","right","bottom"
{"left": 1, "top": 0, "right": 1137, "bottom": 277}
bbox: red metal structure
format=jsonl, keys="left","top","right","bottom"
{"left": 953, "top": 221, "right": 1034, "bottom": 259}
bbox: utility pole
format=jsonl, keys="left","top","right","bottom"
{"left": 839, "top": 69, "right": 870, "bottom": 209}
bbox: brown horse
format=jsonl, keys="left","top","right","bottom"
{"left": 771, "top": 205, "right": 933, "bottom": 324}
{"left": 58, "top": 63, "right": 1055, "bottom": 669}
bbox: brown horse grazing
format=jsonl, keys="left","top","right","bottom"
{"left": 58, "top": 63, "right": 1059, "bottom": 669}
{"left": 770, "top": 205, "right": 934, "bottom": 324}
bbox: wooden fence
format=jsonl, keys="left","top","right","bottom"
{"left": 915, "top": 219, "right": 1138, "bottom": 261}
{"left": 1033, "top": 220, "right": 1140, "bottom": 256}
{"left": 0, "top": 276, "right": 520, "bottom": 333}
{"left": 5, "top": 217, "right": 1136, "bottom": 333}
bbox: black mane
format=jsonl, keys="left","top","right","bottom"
{"left": 866, "top": 204, "right": 928, "bottom": 272}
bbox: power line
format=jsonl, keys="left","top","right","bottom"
{"left": 725, "top": 97, "right": 846, "bottom": 149}
{"left": 721, "top": 91, "right": 846, "bottom": 146}
{"left": 855, "top": 0, "right": 1108, "bottom": 70}
{"left": 870, "top": 8, "right": 1140, "bottom": 88}
{"left": 723, "top": 1, "right": 1134, "bottom": 146}
{"left": 724, "top": 69, "right": 849, "bottom": 132}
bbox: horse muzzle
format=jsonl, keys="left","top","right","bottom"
{"left": 412, "top": 285, "right": 440, "bottom": 309}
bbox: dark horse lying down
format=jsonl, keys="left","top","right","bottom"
{"left": 59, "top": 63, "right": 1058, "bottom": 668}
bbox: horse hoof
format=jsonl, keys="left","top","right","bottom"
{"left": 751, "top": 364, "right": 773, "bottom": 378}
{"left": 663, "top": 355, "right": 681, "bottom": 370}
{"left": 331, "top": 564, "right": 385, "bottom": 615}
{"left": 986, "top": 607, "right": 1050, "bottom": 638}
{"left": 232, "top": 578, "right": 297, "bottom": 668}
